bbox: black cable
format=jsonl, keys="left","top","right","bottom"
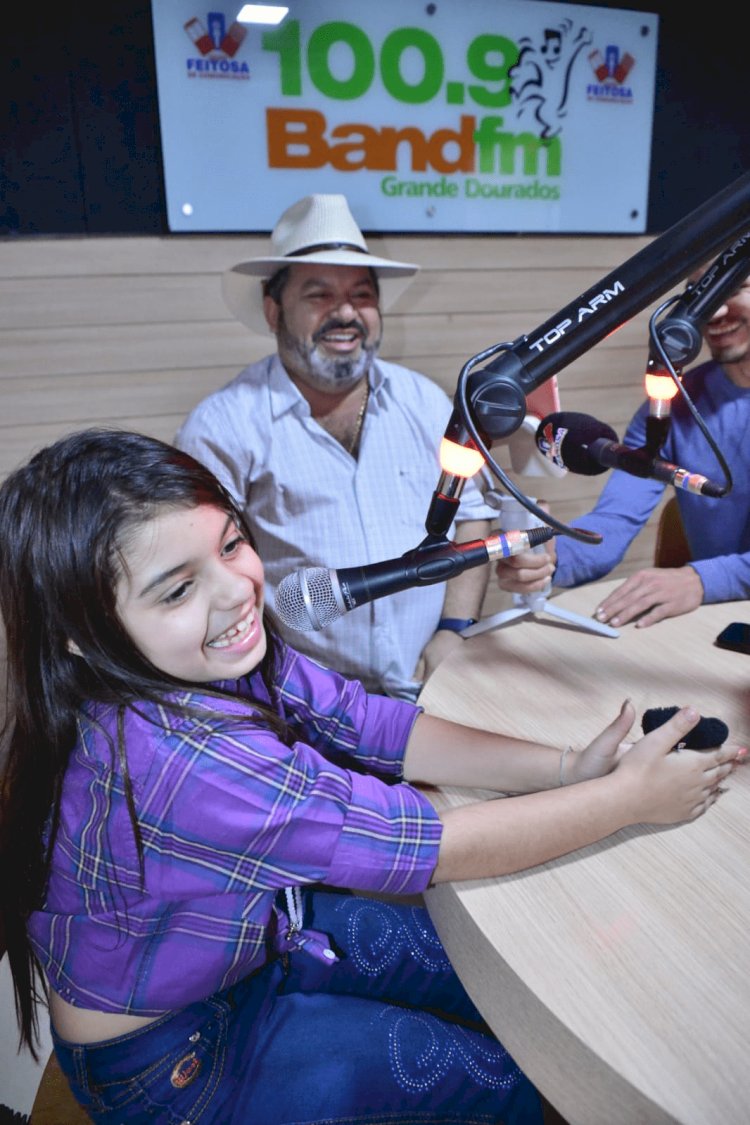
{"left": 453, "top": 343, "right": 602, "bottom": 545}
{"left": 648, "top": 296, "right": 733, "bottom": 495}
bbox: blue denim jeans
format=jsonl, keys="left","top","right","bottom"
{"left": 53, "top": 891, "right": 542, "bottom": 1124}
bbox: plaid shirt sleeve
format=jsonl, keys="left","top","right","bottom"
{"left": 128, "top": 648, "right": 442, "bottom": 900}
{"left": 31, "top": 649, "right": 443, "bottom": 1014}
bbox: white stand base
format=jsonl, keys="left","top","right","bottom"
{"left": 462, "top": 597, "right": 619, "bottom": 639}
{"left": 466, "top": 494, "right": 619, "bottom": 640}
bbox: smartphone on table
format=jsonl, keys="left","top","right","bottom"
{"left": 715, "top": 621, "right": 750, "bottom": 655}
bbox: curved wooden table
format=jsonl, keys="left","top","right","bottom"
{"left": 419, "top": 580, "right": 750, "bottom": 1125}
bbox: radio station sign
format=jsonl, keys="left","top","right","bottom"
{"left": 150, "top": 1, "right": 658, "bottom": 233}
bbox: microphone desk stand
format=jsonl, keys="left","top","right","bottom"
{"left": 462, "top": 495, "right": 619, "bottom": 640}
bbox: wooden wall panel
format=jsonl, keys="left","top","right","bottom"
{"left": 0, "top": 232, "right": 698, "bottom": 605}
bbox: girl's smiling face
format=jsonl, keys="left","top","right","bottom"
{"left": 115, "top": 504, "right": 266, "bottom": 682}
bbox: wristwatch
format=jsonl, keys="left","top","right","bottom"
{"left": 437, "top": 617, "right": 477, "bottom": 634}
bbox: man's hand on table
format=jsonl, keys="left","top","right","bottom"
{"left": 593, "top": 565, "right": 704, "bottom": 628}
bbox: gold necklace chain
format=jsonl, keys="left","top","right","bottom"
{"left": 346, "top": 382, "right": 370, "bottom": 456}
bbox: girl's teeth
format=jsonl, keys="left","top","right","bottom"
{"left": 209, "top": 611, "right": 253, "bottom": 648}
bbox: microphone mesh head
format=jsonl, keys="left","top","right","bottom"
{"left": 274, "top": 567, "right": 342, "bottom": 632}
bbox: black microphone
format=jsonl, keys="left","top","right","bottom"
{"left": 535, "top": 412, "right": 726, "bottom": 497}
{"left": 274, "top": 527, "right": 557, "bottom": 632}
{"left": 642, "top": 706, "right": 729, "bottom": 750}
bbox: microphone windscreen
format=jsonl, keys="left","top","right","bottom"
{"left": 641, "top": 706, "right": 729, "bottom": 749}
{"left": 274, "top": 567, "right": 342, "bottom": 632}
{"left": 536, "top": 412, "right": 619, "bottom": 476}
{"left": 507, "top": 414, "right": 568, "bottom": 478}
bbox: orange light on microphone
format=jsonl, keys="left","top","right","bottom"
{"left": 439, "top": 437, "right": 485, "bottom": 479}
{"left": 644, "top": 372, "right": 680, "bottom": 401}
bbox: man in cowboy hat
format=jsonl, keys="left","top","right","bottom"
{"left": 176, "top": 193, "right": 495, "bottom": 700}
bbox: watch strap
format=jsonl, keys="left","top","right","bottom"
{"left": 437, "top": 617, "right": 478, "bottom": 634}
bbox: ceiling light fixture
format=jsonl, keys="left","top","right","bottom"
{"left": 237, "top": 4, "right": 289, "bottom": 25}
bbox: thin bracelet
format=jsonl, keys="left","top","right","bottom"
{"left": 559, "top": 746, "right": 574, "bottom": 787}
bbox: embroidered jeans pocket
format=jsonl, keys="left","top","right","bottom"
{"left": 59, "top": 1009, "right": 233, "bottom": 1123}
{"left": 126, "top": 1025, "right": 231, "bottom": 1123}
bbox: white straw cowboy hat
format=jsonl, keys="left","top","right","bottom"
{"left": 222, "top": 194, "right": 419, "bottom": 334}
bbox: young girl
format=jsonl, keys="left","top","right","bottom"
{"left": 0, "top": 429, "right": 741, "bottom": 1125}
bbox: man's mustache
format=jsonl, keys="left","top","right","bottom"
{"left": 313, "top": 318, "right": 367, "bottom": 343}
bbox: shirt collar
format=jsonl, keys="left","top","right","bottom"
{"left": 268, "top": 352, "right": 387, "bottom": 419}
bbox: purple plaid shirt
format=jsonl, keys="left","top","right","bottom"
{"left": 29, "top": 645, "right": 442, "bottom": 1015}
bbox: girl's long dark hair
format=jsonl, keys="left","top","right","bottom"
{"left": 0, "top": 428, "right": 285, "bottom": 1056}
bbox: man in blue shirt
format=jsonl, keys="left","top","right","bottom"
{"left": 494, "top": 275, "right": 750, "bottom": 628}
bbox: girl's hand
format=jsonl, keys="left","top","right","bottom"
{"left": 564, "top": 698, "right": 639, "bottom": 784}
{"left": 612, "top": 707, "right": 745, "bottom": 825}
{"left": 567, "top": 702, "right": 747, "bottom": 826}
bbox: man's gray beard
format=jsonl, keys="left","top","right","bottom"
{"left": 281, "top": 323, "right": 380, "bottom": 393}
{"left": 305, "top": 342, "right": 376, "bottom": 390}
